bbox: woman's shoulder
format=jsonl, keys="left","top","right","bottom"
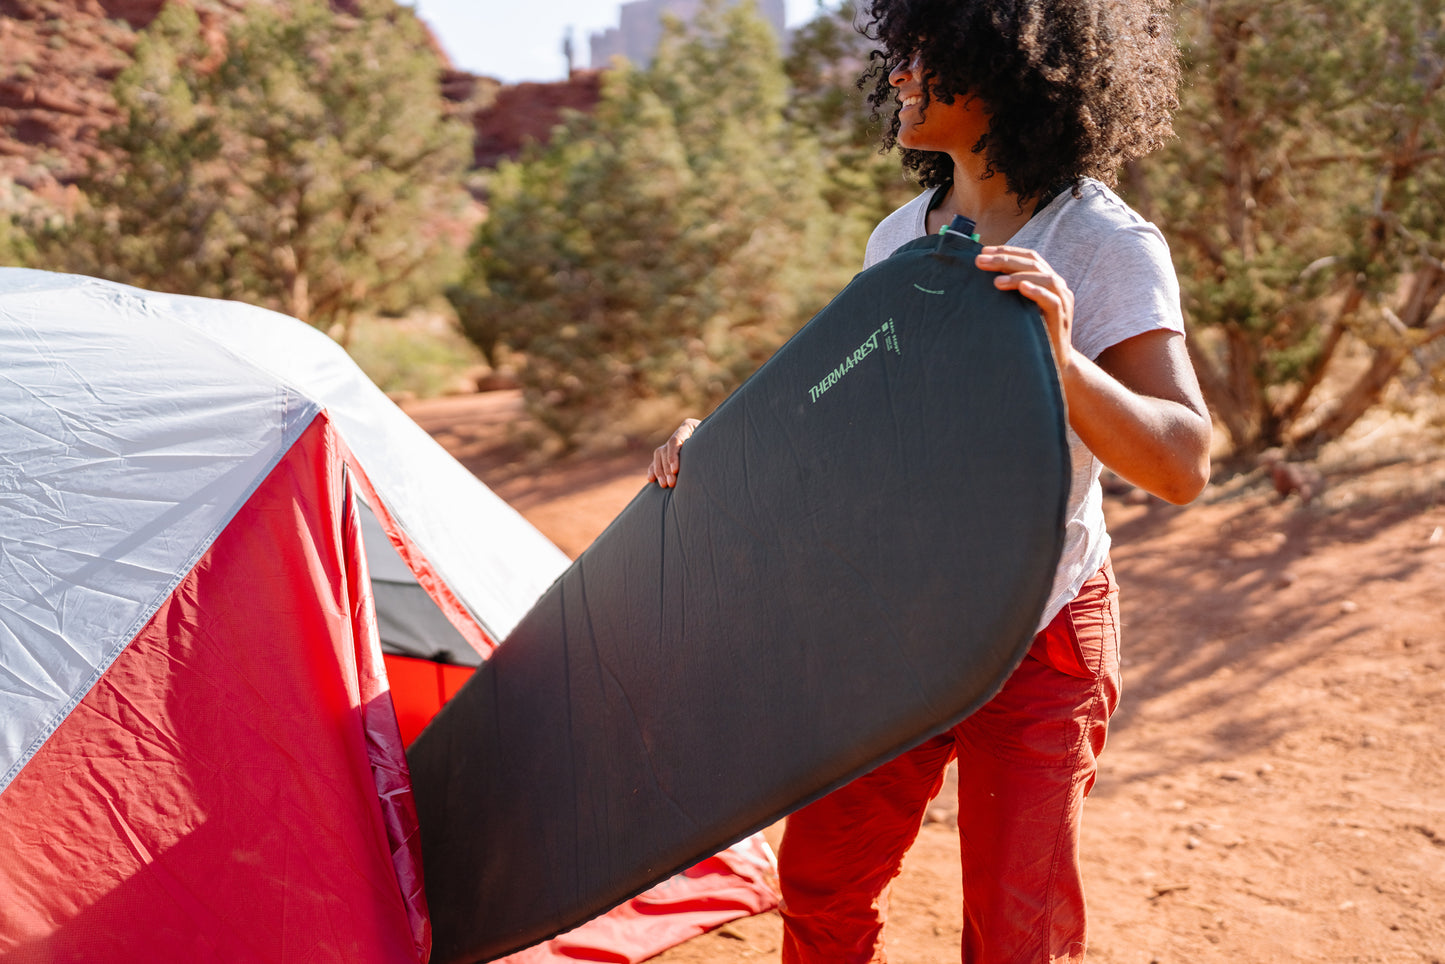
{"left": 1040, "top": 179, "right": 1156, "bottom": 239}
{"left": 1039, "top": 180, "right": 1184, "bottom": 358}
{"left": 1025, "top": 179, "right": 1174, "bottom": 276}
{"left": 863, "top": 187, "right": 939, "bottom": 269}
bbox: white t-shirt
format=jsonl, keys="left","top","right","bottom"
{"left": 865, "top": 178, "right": 1185, "bottom": 630}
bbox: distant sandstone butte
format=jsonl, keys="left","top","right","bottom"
{"left": 470, "top": 70, "right": 603, "bottom": 170}
{"left": 0, "top": 0, "right": 599, "bottom": 205}
{"left": 1, "top": 0, "right": 241, "bottom": 196}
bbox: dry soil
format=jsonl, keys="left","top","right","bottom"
{"left": 406, "top": 390, "right": 1445, "bottom": 964}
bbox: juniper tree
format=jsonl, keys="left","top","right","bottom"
{"left": 214, "top": 0, "right": 471, "bottom": 338}
{"left": 783, "top": 0, "right": 915, "bottom": 245}
{"left": 452, "top": 0, "right": 853, "bottom": 446}
{"left": 1136, "top": 0, "right": 1445, "bottom": 456}
{"left": 49, "top": 0, "right": 471, "bottom": 341}
{"left": 48, "top": 4, "right": 229, "bottom": 297}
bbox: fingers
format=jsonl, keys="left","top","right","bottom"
{"left": 975, "top": 246, "right": 1075, "bottom": 372}
{"left": 648, "top": 442, "right": 676, "bottom": 487}
{"left": 647, "top": 418, "right": 700, "bottom": 488}
{"left": 988, "top": 267, "right": 1070, "bottom": 319}
{"left": 1010, "top": 274, "right": 1066, "bottom": 314}
{"left": 976, "top": 248, "right": 1069, "bottom": 308}
{"left": 974, "top": 246, "right": 1054, "bottom": 275}
{"left": 993, "top": 269, "right": 1060, "bottom": 298}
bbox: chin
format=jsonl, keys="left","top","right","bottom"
{"left": 895, "top": 121, "right": 938, "bottom": 154}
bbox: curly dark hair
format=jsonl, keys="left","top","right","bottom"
{"left": 859, "top": 0, "right": 1180, "bottom": 201}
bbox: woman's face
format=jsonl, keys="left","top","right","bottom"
{"left": 887, "top": 51, "right": 989, "bottom": 155}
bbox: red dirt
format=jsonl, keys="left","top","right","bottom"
{"left": 406, "top": 391, "right": 1445, "bottom": 964}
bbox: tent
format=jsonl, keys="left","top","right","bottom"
{"left": 0, "top": 268, "right": 776, "bottom": 962}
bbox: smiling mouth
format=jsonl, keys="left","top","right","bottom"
{"left": 899, "top": 94, "right": 923, "bottom": 111}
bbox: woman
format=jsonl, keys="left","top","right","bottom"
{"left": 648, "top": 1, "right": 1211, "bottom": 959}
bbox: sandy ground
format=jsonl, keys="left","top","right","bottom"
{"left": 406, "top": 391, "right": 1445, "bottom": 964}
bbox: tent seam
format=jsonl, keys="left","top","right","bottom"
{"left": 0, "top": 395, "right": 323, "bottom": 796}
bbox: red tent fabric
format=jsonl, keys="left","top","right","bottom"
{"left": 0, "top": 267, "right": 776, "bottom": 962}
{"left": 0, "top": 418, "right": 427, "bottom": 961}
{"left": 385, "top": 654, "right": 478, "bottom": 746}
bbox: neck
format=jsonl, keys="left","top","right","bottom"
{"left": 926, "top": 156, "right": 1037, "bottom": 245}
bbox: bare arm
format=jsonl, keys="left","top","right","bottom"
{"left": 1060, "top": 329, "right": 1211, "bottom": 503}
{"left": 978, "top": 245, "right": 1212, "bottom": 505}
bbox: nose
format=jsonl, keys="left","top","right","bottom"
{"left": 888, "top": 54, "right": 915, "bottom": 88}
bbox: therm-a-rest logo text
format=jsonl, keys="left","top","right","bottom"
{"left": 807, "top": 319, "right": 900, "bottom": 404}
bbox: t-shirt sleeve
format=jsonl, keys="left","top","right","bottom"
{"left": 863, "top": 217, "right": 891, "bottom": 269}
{"left": 864, "top": 189, "right": 933, "bottom": 269}
{"left": 1069, "top": 222, "right": 1185, "bottom": 362}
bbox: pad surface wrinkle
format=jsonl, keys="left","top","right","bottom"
{"left": 408, "top": 232, "right": 1070, "bottom": 964}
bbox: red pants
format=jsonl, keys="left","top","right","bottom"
{"left": 778, "top": 562, "right": 1122, "bottom": 964}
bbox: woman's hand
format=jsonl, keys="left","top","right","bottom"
{"left": 977, "top": 245, "right": 1211, "bottom": 504}
{"left": 646, "top": 418, "right": 700, "bottom": 488}
{"left": 975, "top": 245, "right": 1076, "bottom": 374}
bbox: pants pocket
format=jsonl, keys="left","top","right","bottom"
{"left": 1027, "top": 561, "right": 1118, "bottom": 680}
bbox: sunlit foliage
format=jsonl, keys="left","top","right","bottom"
{"left": 451, "top": 0, "right": 858, "bottom": 445}
{"left": 40, "top": 0, "right": 472, "bottom": 342}
{"left": 1134, "top": 0, "right": 1445, "bottom": 455}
